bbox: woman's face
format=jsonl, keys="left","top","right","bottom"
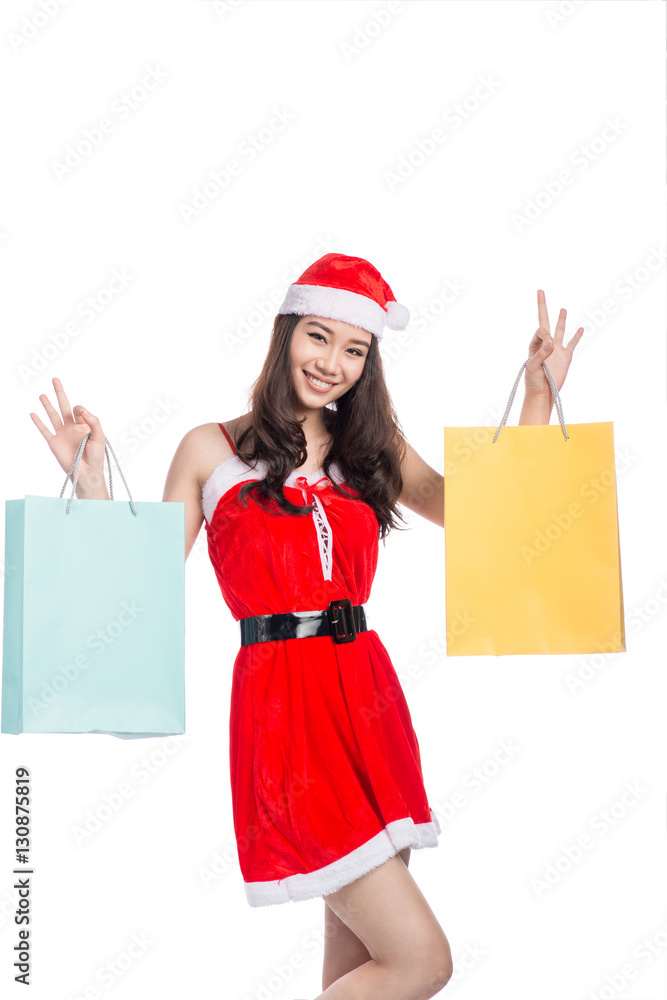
{"left": 289, "top": 314, "right": 372, "bottom": 414}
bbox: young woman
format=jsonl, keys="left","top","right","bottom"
{"left": 30, "top": 254, "right": 582, "bottom": 999}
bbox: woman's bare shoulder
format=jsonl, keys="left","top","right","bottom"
{"left": 182, "top": 415, "right": 251, "bottom": 488}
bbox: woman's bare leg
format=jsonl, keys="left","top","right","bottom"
{"left": 321, "top": 848, "right": 411, "bottom": 990}
{"left": 316, "top": 851, "right": 452, "bottom": 1000}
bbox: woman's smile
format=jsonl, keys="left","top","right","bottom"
{"left": 303, "top": 369, "right": 338, "bottom": 392}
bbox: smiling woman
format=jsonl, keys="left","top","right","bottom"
{"left": 31, "top": 251, "right": 578, "bottom": 999}
{"left": 172, "top": 253, "right": 456, "bottom": 998}
{"left": 213, "top": 296, "right": 413, "bottom": 543}
{"left": 30, "top": 254, "right": 452, "bottom": 998}
{"left": 295, "top": 318, "right": 370, "bottom": 393}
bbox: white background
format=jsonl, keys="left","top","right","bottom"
{"left": 0, "top": 1, "right": 665, "bottom": 998}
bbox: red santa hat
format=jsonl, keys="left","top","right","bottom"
{"left": 277, "top": 253, "right": 410, "bottom": 343}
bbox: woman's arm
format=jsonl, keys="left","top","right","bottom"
{"left": 162, "top": 430, "right": 205, "bottom": 562}
{"left": 163, "top": 424, "right": 228, "bottom": 562}
{"left": 399, "top": 290, "right": 583, "bottom": 529}
{"left": 518, "top": 393, "right": 554, "bottom": 425}
{"left": 397, "top": 440, "right": 445, "bottom": 529}
{"left": 396, "top": 389, "right": 554, "bottom": 530}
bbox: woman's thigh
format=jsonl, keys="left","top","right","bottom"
{"left": 323, "top": 848, "right": 412, "bottom": 965}
{"left": 322, "top": 851, "right": 450, "bottom": 977}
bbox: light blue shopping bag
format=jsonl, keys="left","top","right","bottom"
{"left": 2, "top": 433, "right": 185, "bottom": 736}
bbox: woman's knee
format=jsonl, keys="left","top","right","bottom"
{"left": 393, "top": 927, "right": 452, "bottom": 995}
{"left": 373, "top": 946, "right": 452, "bottom": 1000}
{"left": 422, "top": 936, "right": 454, "bottom": 993}
{"left": 323, "top": 853, "right": 451, "bottom": 977}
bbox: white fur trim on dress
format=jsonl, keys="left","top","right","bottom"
{"left": 244, "top": 809, "right": 442, "bottom": 907}
{"left": 278, "top": 283, "right": 409, "bottom": 341}
{"left": 201, "top": 455, "right": 269, "bottom": 524}
{"left": 201, "top": 456, "right": 344, "bottom": 527}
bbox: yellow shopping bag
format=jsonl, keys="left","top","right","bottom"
{"left": 444, "top": 360, "right": 626, "bottom": 656}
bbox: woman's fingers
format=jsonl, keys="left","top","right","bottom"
{"left": 527, "top": 326, "right": 552, "bottom": 362}
{"left": 37, "top": 389, "right": 65, "bottom": 433}
{"left": 52, "top": 376, "right": 74, "bottom": 423}
{"left": 538, "top": 292, "right": 573, "bottom": 347}
{"left": 554, "top": 307, "right": 566, "bottom": 343}
{"left": 537, "top": 289, "right": 550, "bottom": 336}
{"left": 29, "top": 410, "right": 54, "bottom": 442}
{"left": 566, "top": 326, "right": 584, "bottom": 352}
{"left": 76, "top": 406, "right": 105, "bottom": 442}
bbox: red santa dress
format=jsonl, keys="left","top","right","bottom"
{"left": 202, "top": 422, "right": 441, "bottom": 907}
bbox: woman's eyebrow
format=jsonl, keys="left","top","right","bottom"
{"left": 306, "top": 321, "right": 371, "bottom": 349}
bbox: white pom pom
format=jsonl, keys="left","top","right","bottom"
{"left": 384, "top": 300, "right": 410, "bottom": 330}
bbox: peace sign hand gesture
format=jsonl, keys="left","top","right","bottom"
{"left": 523, "top": 290, "right": 584, "bottom": 401}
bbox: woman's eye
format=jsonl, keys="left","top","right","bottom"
{"left": 308, "top": 332, "right": 362, "bottom": 357}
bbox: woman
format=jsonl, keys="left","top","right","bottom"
{"left": 30, "top": 253, "right": 582, "bottom": 999}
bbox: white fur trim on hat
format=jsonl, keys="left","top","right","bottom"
{"left": 278, "top": 284, "right": 408, "bottom": 342}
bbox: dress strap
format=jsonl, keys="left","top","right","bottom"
{"left": 217, "top": 422, "right": 238, "bottom": 456}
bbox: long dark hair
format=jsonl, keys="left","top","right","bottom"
{"left": 232, "top": 313, "right": 409, "bottom": 541}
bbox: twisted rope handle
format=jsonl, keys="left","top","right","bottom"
{"left": 492, "top": 359, "right": 569, "bottom": 443}
{"left": 58, "top": 433, "right": 138, "bottom": 516}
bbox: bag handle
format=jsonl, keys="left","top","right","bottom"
{"left": 58, "top": 433, "right": 138, "bottom": 517}
{"left": 493, "top": 359, "right": 569, "bottom": 443}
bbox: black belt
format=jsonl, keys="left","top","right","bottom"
{"left": 239, "top": 599, "right": 367, "bottom": 646}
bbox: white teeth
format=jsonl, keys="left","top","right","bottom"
{"left": 305, "top": 372, "right": 333, "bottom": 389}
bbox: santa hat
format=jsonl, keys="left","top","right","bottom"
{"left": 277, "top": 253, "right": 409, "bottom": 342}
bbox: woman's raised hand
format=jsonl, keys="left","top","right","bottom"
{"left": 30, "top": 377, "right": 110, "bottom": 498}
{"left": 523, "top": 290, "right": 584, "bottom": 399}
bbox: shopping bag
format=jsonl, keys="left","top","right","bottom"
{"left": 443, "top": 359, "right": 626, "bottom": 656}
{"left": 2, "top": 432, "right": 185, "bottom": 734}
